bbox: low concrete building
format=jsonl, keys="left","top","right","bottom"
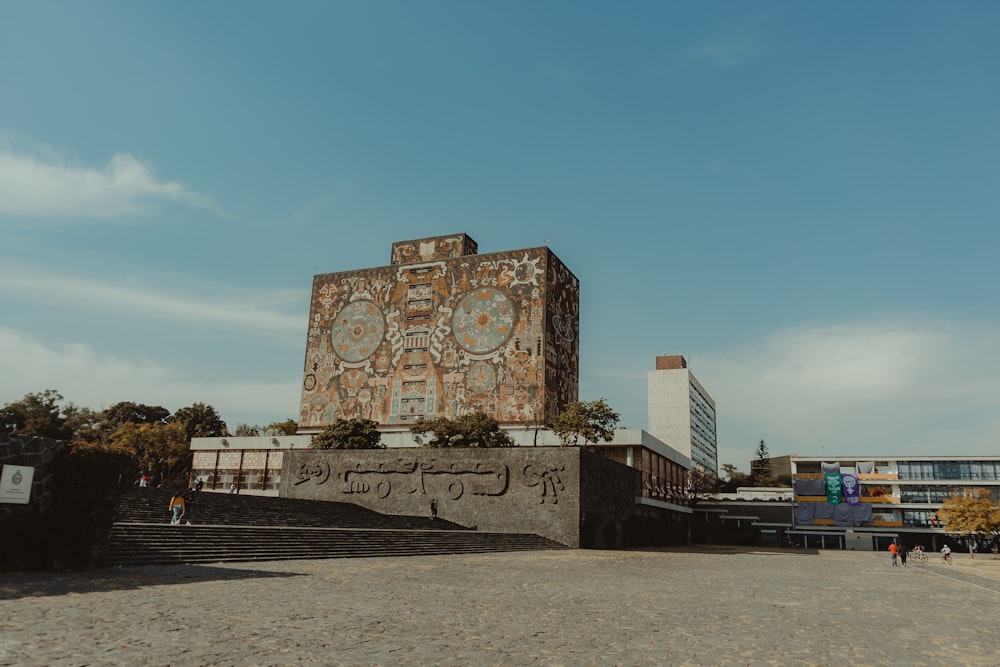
{"left": 790, "top": 455, "right": 1000, "bottom": 552}
{"left": 190, "top": 427, "right": 694, "bottom": 547}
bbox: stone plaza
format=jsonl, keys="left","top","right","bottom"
{"left": 1, "top": 547, "right": 998, "bottom": 666}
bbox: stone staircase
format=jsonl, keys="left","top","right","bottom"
{"left": 104, "top": 489, "right": 567, "bottom": 566}
{"left": 113, "top": 488, "right": 467, "bottom": 531}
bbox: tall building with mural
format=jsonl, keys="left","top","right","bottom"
{"left": 298, "top": 233, "right": 580, "bottom": 431}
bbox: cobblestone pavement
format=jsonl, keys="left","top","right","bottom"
{"left": 2, "top": 546, "right": 999, "bottom": 667}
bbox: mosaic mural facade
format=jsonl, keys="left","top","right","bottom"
{"left": 299, "top": 234, "right": 580, "bottom": 430}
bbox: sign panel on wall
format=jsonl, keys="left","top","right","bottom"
{"left": 0, "top": 464, "right": 34, "bottom": 504}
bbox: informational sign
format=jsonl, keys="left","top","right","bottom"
{"left": 0, "top": 464, "right": 35, "bottom": 504}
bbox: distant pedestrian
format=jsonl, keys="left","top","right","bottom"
{"left": 138, "top": 473, "right": 149, "bottom": 488}
{"left": 230, "top": 482, "right": 237, "bottom": 494}
{"left": 194, "top": 477, "right": 204, "bottom": 492}
{"left": 430, "top": 498, "right": 438, "bottom": 520}
{"left": 168, "top": 492, "right": 186, "bottom": 525}
{"left": 888, "top": 541, "right": 899, "bottom": 566}
{"left": 898, "top": 544, "right": 908, "bottom": 566}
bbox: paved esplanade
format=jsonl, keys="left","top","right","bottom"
{"left": 2, "top": 547, "right": 998, "bottom": 666}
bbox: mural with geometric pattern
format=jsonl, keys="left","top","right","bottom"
{"left": 298, "top": 234, "right": 579, "bottom": 430}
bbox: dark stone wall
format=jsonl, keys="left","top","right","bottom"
{"left": 281, "top": 447, "right": 641, "bottom": 548}
{"left": 709, "top": 501, "right": 794, "bottom": 524}
{"left": 0, "top": 435, "right": 66, "bottom": 571}
{"left": 580, "top": 449, "right": 640, "bottom": 549}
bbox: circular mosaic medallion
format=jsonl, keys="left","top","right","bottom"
{"left": 453, "top": 288, "right": 515, "bottom": 354}
{"left": 467, "top": 361, "right": 497, "bottom": 393}
{"left": 331, "top": 300, "right": 385, "bottom": 362}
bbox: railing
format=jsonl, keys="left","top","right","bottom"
{"left": 794, "top": 495, "right": 900, "bottom": 504}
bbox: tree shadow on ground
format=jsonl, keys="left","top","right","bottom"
{"left": 0, "top": 563, "right": 303, "bottom": 600}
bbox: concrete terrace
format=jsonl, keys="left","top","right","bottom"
{"left": 1, "top": 547, "right": 999, "bottom": 666}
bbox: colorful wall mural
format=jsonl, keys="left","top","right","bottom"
{"left": 299, "top": 235, "right": 579, "bottom": 430}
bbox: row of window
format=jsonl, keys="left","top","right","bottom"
{"left": 190, "top": 468, "right": 282, "bottom": 491}
{"left": 897, "top": 461, "right": 1000, "bottom": 481}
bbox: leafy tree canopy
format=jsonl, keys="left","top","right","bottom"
{"left": 685, "top": 464, "right": 719, "bottom": 507}
{"left": 106, "top": 421, "right": 191, "bottom": 488}
{"left": 101, "top": 401, "right": 170, "bottom": 430}
{"left": 551, "top": 398, "right": 619, "bottom": 446}
{"left": 63, "top": 405, "right": 104, "bottom": 444}
{"left": 718, "top": 463, "right": 751, "bottom": 493}
{"left": 410, "top": 412, "right": 514, "bottom": 448}
{"left": 232, "top": 423, "right": 261, "bottom": 437}
{"left": 312, "top": 419, "right": 385, "bottom": 450}
{"left": 937, "top": 489, "right": 1000, "bottom": 557}
{"left": 0, "top": 390, "right": 74, "bottom": 440}
{"left": 169, "top": 402, "right": 227, "bottom": 440}
{"left": 263, "top": 419, "right": 298, "bottom": 436}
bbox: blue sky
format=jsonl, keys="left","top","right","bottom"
{"left": 2, "top": 2, "right": 998, "bottom": 471}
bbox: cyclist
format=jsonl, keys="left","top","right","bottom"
{"left": 941, "top": 544, "right": 952, "bottom": 563}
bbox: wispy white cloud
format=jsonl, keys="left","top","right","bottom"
{"left": 698, "top": 318, "right": 1000, "bottom": 463}
{"left": 0, "top": 327, "right": 299, "bottom": 425}
{"left": 0, "top": 148, "right": 226, "bottom": 218}
{"left": 0, "top": 261, "right": 305, "bottom": 339}
{"left": 689, "top": 16, "right": 767, "bottom": 69}
{"left": 689, "top": 38, "right": 758, "bottom": 69}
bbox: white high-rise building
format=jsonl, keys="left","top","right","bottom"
{"left": 647, "top": 355, "right": 718, "bottom": 476}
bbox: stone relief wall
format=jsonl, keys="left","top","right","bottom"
{"left": 281, "top": 448, "right": 613, "bottom": 547}
{"left": 299, "top": 241, "right": 579, "bottom": 430}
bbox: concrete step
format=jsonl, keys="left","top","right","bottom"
{"left": 104, "top": 523, "right": 566, "bottom": 567}
{"left": 118, "top": 488, "right": 466, "bottom": 531}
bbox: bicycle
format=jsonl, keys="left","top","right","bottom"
{"left": 941, "top": 551, "right": 953, "bottom": 563}
{"left": 911, "top": 550, "right": 928, "bottom": 563}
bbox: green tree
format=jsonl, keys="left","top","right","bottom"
{"left": 106, "top": 421, "right": 191, "bottom": 487}
{"left": 551, "top": 398, "right": 619, "bottom": 446}
{"left": 312, "top": 419, "right": 385, "bottom": 450}
{"left": 0, "top": 390, "right": 74, "bottom": 439}
{"left": 684, "top": 464, "right": 718, "bottom": 507}
{"left": 410, "top": 412, "right": 514, "bottom": 448}
{"left": 750, "top": 439, "right": 776, "bottom": 487}
{"left": 718, "top": 463, "right": 751, "bottom": 493}
{"left": 62, "top": 405, "right": 104, "bottom": 444}
{"left": 937, "top": 489, "right": 1000, "bottom": 558}
{"left": 232, "top": 423, "right": 262, "bottom": 437}
{"left": 263, "top": 419, "right": 298, "bottom": 436}
{"left": 101, "top": 401, "right": 170, "bottom": 429}
{"left": 169, "top": 402, "right": 227, "bottom": 440}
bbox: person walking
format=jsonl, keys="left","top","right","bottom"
{"left": 168, "top": 492, "right": 186, "bottom": 525}
{"left": 898, "top": 544, "right": 908, "bottom": 566}
{"left": 888, "top": 541, "right": 899, "bottom": 566}
{"left": 430, "top": 498, "right": 438, "bottom": 520}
